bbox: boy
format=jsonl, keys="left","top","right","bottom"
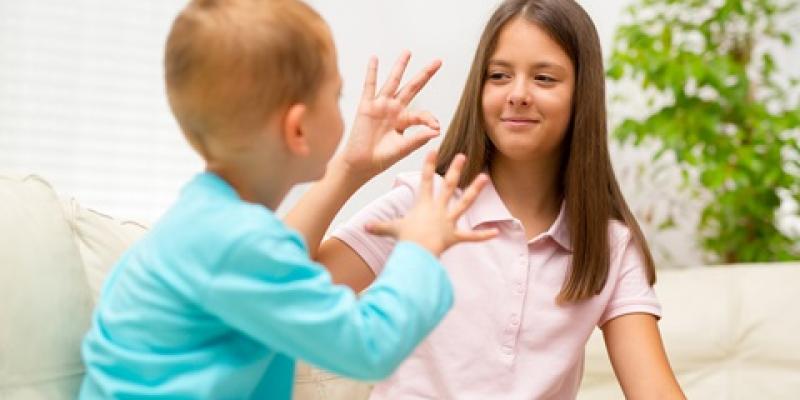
{"left": 79, "top": 0, "right": 495, "bottom": 398}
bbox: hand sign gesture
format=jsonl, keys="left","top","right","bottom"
{"left": 340, "top": 51, "right": 442, "bottom": 181}
{"left": 366, "top": 152, "right": 499, "bottom": 256}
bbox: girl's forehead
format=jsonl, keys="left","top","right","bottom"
{"left": 495, "top": 19, "right": 556, "bottom": 50}
{"left": 490, "top": 19, "right": 572, "bottom": 68}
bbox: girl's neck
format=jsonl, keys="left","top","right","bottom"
{"left": 489, "top": 154, "right": 562, "bottom": 239}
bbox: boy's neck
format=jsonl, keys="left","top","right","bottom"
{"left": 206, "top": 153, "right": 294, "bottom": 211}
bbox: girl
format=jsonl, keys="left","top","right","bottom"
{"left": 288, "top": 0, "right": 685, "bottom": 398}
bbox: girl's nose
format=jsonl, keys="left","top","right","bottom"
{"left": 507, "top": 81, "right": 531, "bottom": 107}
{"left": 508, "top": 93, "right": 530, "bottom": 107}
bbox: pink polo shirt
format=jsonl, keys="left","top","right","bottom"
{"left": 333, "top": 172, "right": 661, "bottom": 400}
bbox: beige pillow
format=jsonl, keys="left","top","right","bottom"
{"left": 0, "top": 175, "right": 93, "bottom": 399}
{"left": 294, "top": 362, "right": 372, "bottom": 400}
{"left": 62, "top": 199, "right": 147, "bottom": 301}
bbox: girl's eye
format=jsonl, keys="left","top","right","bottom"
{"left": 487, "top": 72, "right": 509, "bottom": 81}
{"left": 536, "top": 74, "right": 557, "bottom": 83}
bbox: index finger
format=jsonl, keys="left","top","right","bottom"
{"left": 396, "top": 59, "right": 442, "bottom": 106}
{"left": 419, "top": 150, "right": 437, "bottom": 201}
{"left": 361, "top": 56, "right": 378, "bottom": 101}
{"left": 377, "top": 50, "right": 412, "bottom": 98}
{"left": 448, "top": 173, "right": 488, "bottom": 219}
{"left": 438, "top": 153, "right": 465, "bottom": 207}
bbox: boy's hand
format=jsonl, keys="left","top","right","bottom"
{"left": 365, "top": 151, "right": 498, "bottom": 256}
{"left": 337, "top": 51, "right": 442, "bottom": 182}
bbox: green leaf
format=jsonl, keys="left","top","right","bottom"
{"left": 779, "top": 32, "right": 793, "bottom": 46}
{"left": 607, "top": 0, "right": 800, "bottom": 262}
{"left": 607, "top": 61, "right": 624, "bottom": 80}
{"left": 658, "top": 215, "right": 677, "bottom": 230}
{"left": 762, "top": 53, "right": 776, "bottom": 78}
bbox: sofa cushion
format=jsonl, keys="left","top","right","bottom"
{"left": 0, "top": 175, "right": 93, "bottom": 399}
{"left": 294, "top": 362, "right": 372, "bottom": 400}
{"left": 61, "top": 199, "right": 147, "bottom": 301}
{"left": 580, "top": 263, "right": 800, "bottom": 399}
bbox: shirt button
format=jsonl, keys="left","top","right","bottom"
{"left": 515, "top": 283, "right": 524, "bottom": 294}
{"left": 510, "top": 315, "right": 520, "bottom": 326}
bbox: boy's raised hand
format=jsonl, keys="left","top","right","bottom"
{"left": 339, "top": 51, "right": 442, "bottom": 182}
{"left": 365, "top": 152, "right": 499, "bottom": 256}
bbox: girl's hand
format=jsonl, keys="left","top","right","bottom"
{"left": 338, "top": 51, "right": 442, "bottom": 182}
{"left": 366, "top": 151, "right": 498, "bottom": 256}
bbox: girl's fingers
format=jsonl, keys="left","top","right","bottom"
{"left": 419, "top": 150, "right": 437, "bottom": 201}
{"left": 454, "top": 228, "right": 499, "bottom": 243}
{"left": 361, "top": 56, "right": 378, "bottom": 102}
{"left": 378, "top": 50, "right": 411, "bottom": 98}
{"left": 395, "top": 59, "right": 442, "bottom": 105}
{"left": 365, "top": 221, "right": 398, "bottom": 237}
{"left": 448, "top": 173, "right": 488, "bottom": 219}
{"left": 439, "top": 154, "right": 465, "bottom": 206}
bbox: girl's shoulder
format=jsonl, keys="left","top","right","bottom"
{"left": 607, "top": 218, "right": 636, "bottom": 255}
{"left": 392, "top": 171, "right": 449, "bottom": 196}
{"left": 605, "top": 219, "right": 651, "bottom": 270}
{"left": 393, "top": 171, "right": 424, "bottom": 189}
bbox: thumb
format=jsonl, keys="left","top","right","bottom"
{"left": 395, "top": 110, "right": 440, "bottom": 133}
{"left": 453, "top": 228, "right": 499, "bottom": 243}
{"left": 395, "top": 129, "right": 440, "bottom": 159}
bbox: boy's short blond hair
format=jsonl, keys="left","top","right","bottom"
{"left": 165, "top": 0, "right": 332, "bottom": 158}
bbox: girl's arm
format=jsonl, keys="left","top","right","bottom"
{"left": 318, "top": 237, "right": 376, "bottom": 292}
{"left": 602, "top": 313, "right": 686, "bottom": 399}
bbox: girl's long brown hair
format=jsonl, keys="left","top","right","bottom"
{"left": 436, "top": 0, "right": 655, "bottom": 303}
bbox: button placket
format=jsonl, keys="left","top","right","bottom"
{"left": 502, "top": 235, "right": 528, "bottom": 357}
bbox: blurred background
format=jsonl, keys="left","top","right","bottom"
{"left": 1, "top": 0, "right": 798, "bottom": 268}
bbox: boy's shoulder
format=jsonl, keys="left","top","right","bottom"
{"left": 152, "top": 173, "right": 305, "bottom": 252}
{"left": 195, "top": 200, "right": 302, "bottom": 251}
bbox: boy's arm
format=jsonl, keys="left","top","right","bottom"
{"left": 205, "top": 154, "right": 494, "bottom": 380}
{"left": 284, "top": 158, "right": 366, "bottom": 259}
{"left": 284, "top": 159, "right": 377, "bottom": 292}
{"left": 201, "top": 235, "right": 451, "bottom": 381}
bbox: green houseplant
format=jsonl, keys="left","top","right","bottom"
{"left": 607, "top": 0, "right": 800, "bottom": 263}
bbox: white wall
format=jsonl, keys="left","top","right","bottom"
{"left": 0, "top": 0, "right": 627, "bottom": 222}
{"left": 0, "top": 0, "right": 197, "bottom": 222}
{"left": 1, "top": 1, "right": 796, "bottom": 267}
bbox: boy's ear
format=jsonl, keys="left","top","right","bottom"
{"left": 281, "top": 103, "right": 310, "bottom": 156}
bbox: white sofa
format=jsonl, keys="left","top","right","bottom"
{"left": 2, "top": 174, "right": 799, "bottom": 399}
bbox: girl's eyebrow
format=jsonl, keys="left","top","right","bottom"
{"left": 487, "top": 59, "right": 567, "bottom": 72}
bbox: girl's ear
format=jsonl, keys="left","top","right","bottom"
{"left": 281, "top": 103, "right": 310, "bottom": 156}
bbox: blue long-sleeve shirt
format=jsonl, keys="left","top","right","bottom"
{"left": 80, "top": 172, "right": 453, "bottom": 399}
